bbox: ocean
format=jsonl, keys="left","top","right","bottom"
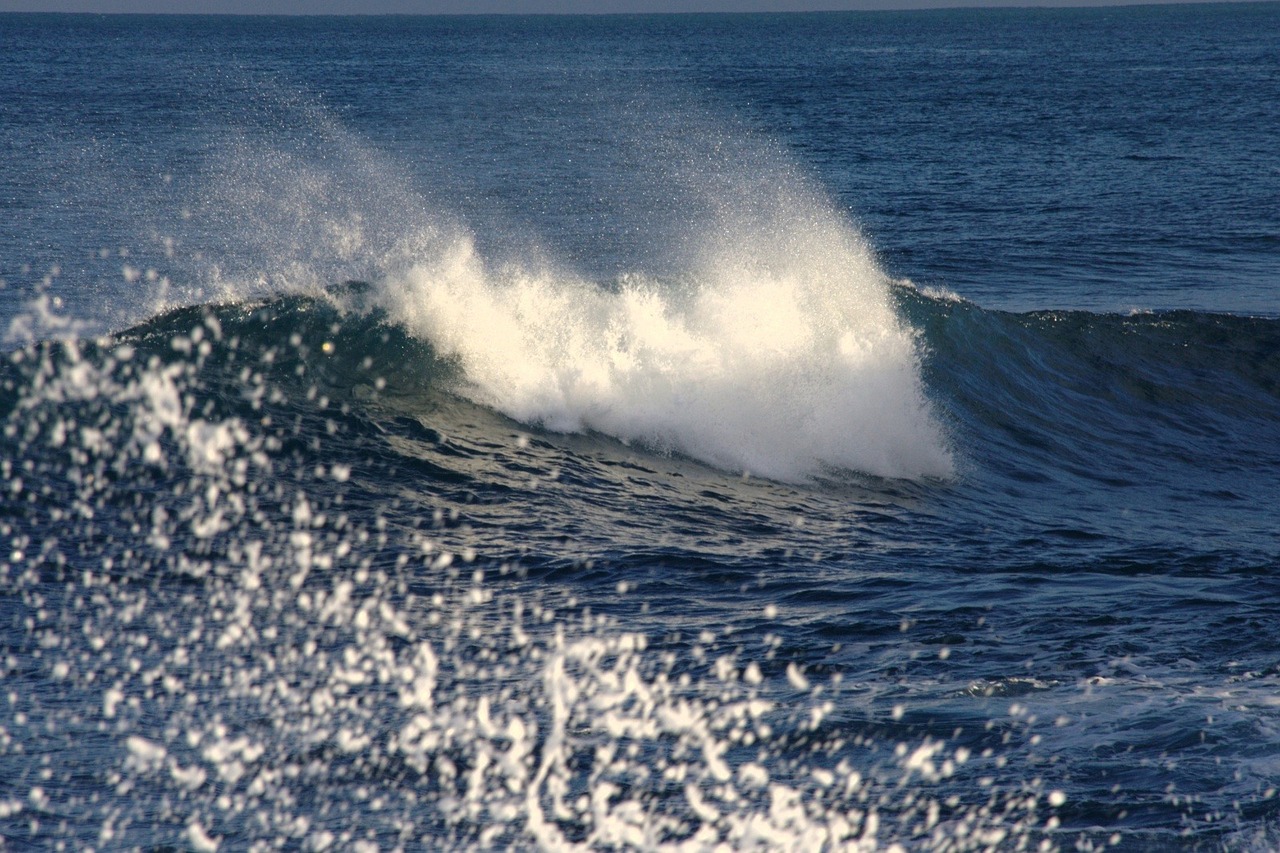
{"left": 1, "top": 5, "right": 1278, "bottom": 850}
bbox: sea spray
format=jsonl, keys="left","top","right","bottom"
{"left": 0, "top": 310, "right": 1059, "bottom": 851}
{"left": 377, "top": 210, "right": 953, "bottom": 483}
{"left": 24, "top": 68, "right": 954, "bottom": 485}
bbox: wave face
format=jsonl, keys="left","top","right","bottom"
{"left": 911, "top": 290, "right": 1280, "bottom": 474}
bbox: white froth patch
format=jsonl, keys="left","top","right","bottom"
{"left": 381, "top": 210, "right": 953, "bottom": 483}
{"left": 911, "top": 280, "right": 967, "bottom": 305}
{"left": 186, "top": 820, "right": 220, "bottom": 853}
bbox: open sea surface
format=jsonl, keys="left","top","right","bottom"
{"left": 1, "top": 5, "right": 1279, "bottom": 850}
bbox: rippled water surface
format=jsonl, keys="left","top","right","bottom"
{"left": 2, "top": 6, "right": 1279, "bottom": 850}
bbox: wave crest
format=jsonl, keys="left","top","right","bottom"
{"left": 378, "top": 209, "right": 954, "bottom": 483}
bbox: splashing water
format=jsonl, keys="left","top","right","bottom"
{"left": 0, "top": 72, "right": 1031, "bottom": 853}
{"left": 8, "top": 11, "right": 1280, "bottom": 850}
{"left": 376, "top": 187, "right": 952, "bottom": 483}
{"left": 0, "top": 291, "right": 1046, "bottom": 852}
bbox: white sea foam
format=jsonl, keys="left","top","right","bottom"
{"left": 378, "top": 202, "right": 953, "bottom": 483}
{"left": 910, "top": 280, "right": 968, "bottom": 305}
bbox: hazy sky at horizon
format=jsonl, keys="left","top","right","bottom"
{"left": 0, "top": 0, "right": 1253, "bottom": 13}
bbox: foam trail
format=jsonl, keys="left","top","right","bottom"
{"left": 380, "top": 190, "right": 953, "bottom": 483}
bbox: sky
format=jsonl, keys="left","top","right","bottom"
{"left": 0, "top": 0, "right": 1244, "bottom": 12}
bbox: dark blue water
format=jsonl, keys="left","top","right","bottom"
{"left": 2, "top": 7, "right": 1279, "bottom": 851}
